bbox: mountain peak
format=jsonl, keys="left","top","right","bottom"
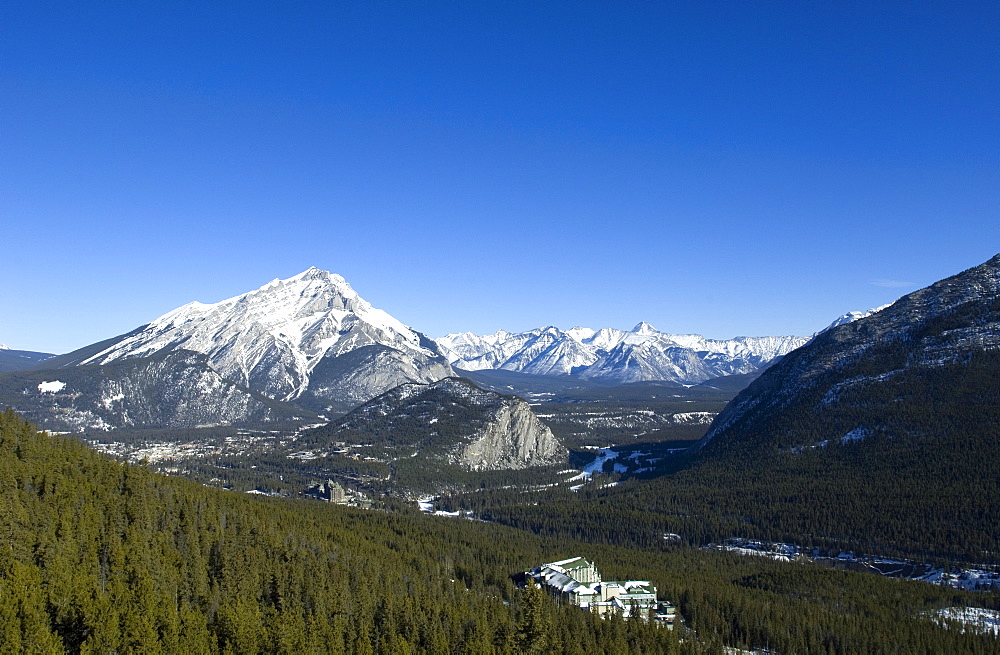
{"left": 290, "top": 266, "right": 335, "bottom": 281}
{"left": 820, "top": 304, "right": 894, "bottom": 333}
{"left": 632, "top": 321, "right": 657, "bottom": 334}
{"left": 278, "top": 266, "right": 351, "bottom": 290}
{"left": 75, "top": 269, "right": 453, "bottom": 408}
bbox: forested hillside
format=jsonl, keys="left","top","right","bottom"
{"left": 466, "top": 352, "right": 1000, "bottom": 563}
{"left": 2, "top": 409, "right": 999, "bottom": 653}
{"left": 0, "top": 409, "right": 676, "bottom": 653}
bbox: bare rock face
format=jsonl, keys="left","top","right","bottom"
{"left": 456, "top": 393, "right": 564, "bottom": 471}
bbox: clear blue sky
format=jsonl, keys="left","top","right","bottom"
{"left": 2, "top": 1, "right": 997, "bottom": 354}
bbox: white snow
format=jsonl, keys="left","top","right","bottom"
{"left": 566, "top": 326, "right": 596, "bottom": 341}
{"left": 935, "top": 607, "right": 1000, "bottom": 635}
{"left": 819, "top": 304, "right": 894, "bottom": 334}
{"left": 670, "top": 411, "right": 718, "bottom": 425}
{"left": 74, "top": 268, "right": 447, "bottom": 401}
{"left": 583, "top": 448, "right": 619, "bottom": 474}
{"left": 37, "top": 380, "right": 66, "bottom": 394}
{"left": 439, "top": 324, "right": 808, "bottom": 384}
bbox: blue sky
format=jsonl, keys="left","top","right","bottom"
{"left": 2, "top": 1, "right": 997, "bottom": 353}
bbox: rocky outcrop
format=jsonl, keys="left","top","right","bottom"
{"left": 455, "top": 394, "right": 564, "bottom": 471}
{"left": 308, "top": 377, "right": 567, "bottom": 471}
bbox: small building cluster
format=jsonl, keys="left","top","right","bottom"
{"left": 525, "top": 557, "right": 676, "bottom": 626}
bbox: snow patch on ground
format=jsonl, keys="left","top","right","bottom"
{"left": 934, "top": 607, "right": 1000, "bottom": 635}
{"left": 37, "top": 380, "right": 66, "bottom": 394}
{"left": 416, "top": 497, "right": 473, "bottom": 518}
{"left": 842, "top": 426, "right": 870, "bottom": 444}
{"left": 583, "top": 448, "right": 618, "bottom": 474}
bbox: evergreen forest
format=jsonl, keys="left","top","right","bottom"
{"left": 2, "top": 409, "right": 999, "bottom": 653}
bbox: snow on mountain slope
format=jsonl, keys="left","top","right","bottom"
{"left": 80, "top": 268, "right": 453, "bottom": 406}
{"left": 437, "top": 323, "right": 809, "bottom": 384}
{"left": 438, "top": 322, "right": 807, "bottom": 384}
{"left": 820, "top": 304, "right": 894, "bottom": 333}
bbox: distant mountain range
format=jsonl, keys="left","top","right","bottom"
{"left": 0, "top": 266, "right": 898, "bottom": 434}
{"left": 0, "top": 345, "right": 55, "bottom": 373}
{"left": 437, "top": 323, "right": 809, "bottom": 385}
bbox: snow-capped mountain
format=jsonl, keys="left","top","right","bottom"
{"left": 437, "top": 323, "right": 808, "bottom": 385}
{"left": 75, "top": 267, "right": 453, "bottom": 412}
{"left": 4, "top": 268, "right": 454, "bottom": 429}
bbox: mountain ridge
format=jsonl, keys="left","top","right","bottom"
{"left": 438, "top": 324, "right": 808, "bottom": 384}
{"left": 698, "top": 253, "right": 1000, "bottom": 453}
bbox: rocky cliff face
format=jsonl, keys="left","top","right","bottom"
{"left": 455, "top": 394, "right": 563, "bottom": 471}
